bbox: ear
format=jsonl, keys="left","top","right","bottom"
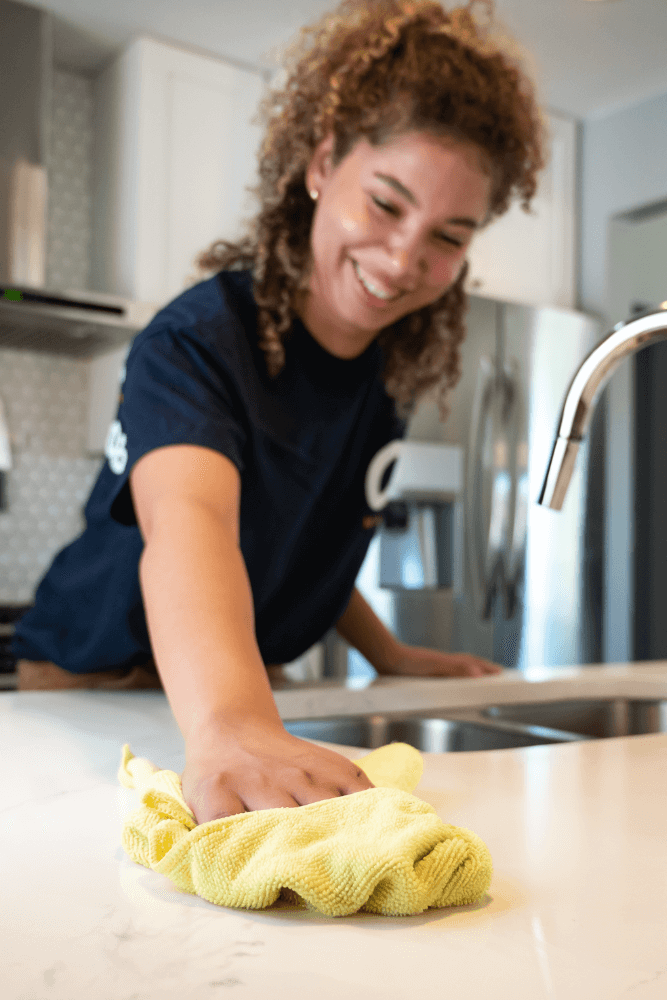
{"left": 305, "top": 133, "right": 336, "bottom": 195}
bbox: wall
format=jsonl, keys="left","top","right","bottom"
{"left": 580, "top": 90, "right": 667, "bottom": 319}
{"left": 580, "top": 88, "right": 667, "bottom": 663}
{"left": 0, "top": 68, "right": 104, "bottom": 604}
{"left": 607, "top": 209, "right": 667, "bottom": 321}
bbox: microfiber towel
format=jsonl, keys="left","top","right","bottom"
{"left": 118, "top": 741, "right": 492, "bottom": 917}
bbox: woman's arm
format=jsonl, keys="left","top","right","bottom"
{"left": 132, "top": 445, "right": 282, "bottom": 738}
{"left": 335, "top": 586, "right": 501, "bottom": 677}
{"left": 130, "top": 445, "right": 375, "bottom": 822}
{"left": 335, "top": 586, "right": 403, "bottom": 674}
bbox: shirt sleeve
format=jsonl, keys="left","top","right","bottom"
{"left": 104, "top": 324, "right": 247, "bottom": 527}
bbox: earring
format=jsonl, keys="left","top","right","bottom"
{"left": 309, "top": 189, "right": 319, "bottom": 201}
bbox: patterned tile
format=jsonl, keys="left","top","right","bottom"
{"left": 0, "top": 69, "right": 101, "bottom": 604}
{"left": 45, "top": 69, "right": 94, "bottom": 293}
{"left": 0, "top": 64, "right": 333, "bottom": 676}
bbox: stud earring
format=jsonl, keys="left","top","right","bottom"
{"left": 310, "top": 190, "right": 319, "bottom": 201}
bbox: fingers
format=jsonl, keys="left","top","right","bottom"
{"left": 191, "top": 788, "right": 302, "bottom": 824}
{"left": 337, "top": 763, "right": 376, "bottom": 796}
{"left": 187, "top": 762, "right": 373, "bottom": 823}
{"left": 280, "top": 761, "right": 374, "bottom": 807}
{"left": 461, "top": 654, "right": 502, "bottom": 676}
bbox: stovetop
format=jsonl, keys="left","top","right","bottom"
{"left": 0, "top": 605, "right": 32, "bottom": 688}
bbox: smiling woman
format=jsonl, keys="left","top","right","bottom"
{"left": 196, "top": 0, "right": 544, "bottom": 419}
{"left": 294, "top": 131, "right": 491, "bottom": 361}
{"left": 15, "top": 0, "right": 532, "bottom": 827}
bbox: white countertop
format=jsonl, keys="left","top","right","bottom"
{"left": 2, "top": 665, "right": 667, "bottom": 1000}
{"left": 270, "top": 658, "right": 667, "bottom": 719}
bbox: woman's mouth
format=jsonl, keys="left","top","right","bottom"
{"left": 351, "top": 259, "right": 403, "bottom": 304}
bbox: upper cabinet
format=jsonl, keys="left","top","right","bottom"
{"left": 90, "top": 37, "right": 267, "bottom": 305}
{"left": 465, "top": 113, "right": 577, "bottom": 310}
{"left": 90, "top": 38, "right": 577, "bottom": 313}
{"left": 86, "top": 39, "right": 266, "bottom": 453}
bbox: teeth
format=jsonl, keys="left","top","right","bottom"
{"left": 353, "top": 260, "right": 398, "bottom": 301}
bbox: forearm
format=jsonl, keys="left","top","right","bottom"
{"left": 335, "top": 586, "right": 403, "bottom": 674}
{"left": 139, "top": 500, "right": 283, "bottom": 745}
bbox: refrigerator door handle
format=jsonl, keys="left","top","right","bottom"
{"left": 499, "top": 359, "right": 527, "bottom": 621}
{"left": 466, "top": 356, "right": 512, "bottom": 620}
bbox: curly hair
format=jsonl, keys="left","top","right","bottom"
{"left": 193, "top": 0, "right": 545, "bottom": 420}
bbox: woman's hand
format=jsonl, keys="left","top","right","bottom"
{"left": 182, "top": 717, "right": 375, "bottom": 826}
{"left": 377, "top": 643, "right": 502, "bottom": 678}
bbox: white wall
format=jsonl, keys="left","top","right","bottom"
{"left": 580, "top": 89, "right": 667, "bottom": 663}
{"left": 580, "top": 90, "right": 667, "bottom": 319}
{"left": 607, "top": 210, "right": 667, "bottom": 321}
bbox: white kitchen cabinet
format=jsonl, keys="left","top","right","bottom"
{"left": 87, "top": 37, "right": 266, "bottom": 452}
{"left": 90, "top": 37, "right": 266, "bottom": 305}
{"left": 465, "top": 112, "right": 577, "bottom": 309}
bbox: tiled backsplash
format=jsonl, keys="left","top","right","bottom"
{"left": 46, "top": 68, "right": 95, "bottom": 293}
{"left": 0, "top": 68, "right": 104, "bottom": 604}
{"left": 0, "top": 65, "right": 348, "bottom": 681}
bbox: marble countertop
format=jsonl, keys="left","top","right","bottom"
{"left": 2, "top": 666, "right": 667, "bottom": 1000}
{"left": 270, "top": 659, "right": 667, "bottom": 719}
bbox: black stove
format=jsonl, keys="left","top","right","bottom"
{"left": 0, "top": 605, "right": 32, "bottom": 688}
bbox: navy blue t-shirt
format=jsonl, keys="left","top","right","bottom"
{"left": 13, "top": 269, "right": 405, "bottom": 673}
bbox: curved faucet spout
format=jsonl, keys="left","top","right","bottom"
{"left": 539, "top": 306, "right": 667, "bottom": 510}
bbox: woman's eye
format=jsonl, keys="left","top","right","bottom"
{"left": 439, "top": 234, "right": 464, "bottom": 248}
{"left": 371, "top": 195, "right": 464, "bottom": 248}
{"left": 371, "top": 195, "right": 397, "bottom": 215}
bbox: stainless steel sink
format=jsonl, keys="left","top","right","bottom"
{"left": 481, "top": 698, "right": 667, "bottom": 737}
{"left": 283, "top": 713, "right": 590, "bottom": 752}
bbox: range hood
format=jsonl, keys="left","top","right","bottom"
{"left": 0, "top": 0, "right": 157, "bottom": 357}
{"left": 0, "top": 275, "right": 159, "bottom": 359}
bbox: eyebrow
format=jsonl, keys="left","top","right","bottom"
{"left": 373, "top": 172, "right": 480, "bottom": 229}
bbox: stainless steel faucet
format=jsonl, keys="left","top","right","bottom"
{"left": 538, "top": 304, "right": 667, "bottom": 510}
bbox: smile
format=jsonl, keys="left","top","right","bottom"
{"left": 351, "top": 259, "right": 402, "bottom": 302}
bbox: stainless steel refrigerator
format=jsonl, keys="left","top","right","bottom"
{"left": 354, "top": 295, "right": 602, "bottom": 673}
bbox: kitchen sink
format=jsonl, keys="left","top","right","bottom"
{"left": 481, "top": 698, "right": 667, "bottom": 738}
{"left": 283, "top": 698, "right": 667, "bottom": 751}
{"left": 283, "top": 713, "right": 590, "bottom": 752}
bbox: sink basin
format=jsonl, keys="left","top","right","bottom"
{"left": 283, "top": 713, "right": 590, "bottom": 752}
{"left": 481, "top": 698, "right": 667, "bottom": 737}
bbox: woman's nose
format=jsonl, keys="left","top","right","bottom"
{"left": 387, "top": 246, "right": 428, "bottom": 291}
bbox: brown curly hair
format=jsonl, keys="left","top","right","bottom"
{"left": 194, "top": 0, "right": 545, "bottom": 420}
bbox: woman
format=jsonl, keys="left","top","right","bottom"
{"left": 13, "top": 0, "right": 543, "bottom": 822}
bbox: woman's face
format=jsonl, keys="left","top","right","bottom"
{"left": 297, "top": 129, "right": 493, "bottom": 359}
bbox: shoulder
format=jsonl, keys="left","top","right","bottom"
{"left": 125, "top": 269, "right": 257, "bottom": 376}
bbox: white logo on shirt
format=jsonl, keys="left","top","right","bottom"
{"left": 105, "top": 419, "right": 128, "bottom": 475}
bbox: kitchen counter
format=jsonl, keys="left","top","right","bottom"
{"left": 2, "top": 667, "right": 667, "bottom": 1000}
{"left": 269, "top": 658, "right": 667, "bottom": 719}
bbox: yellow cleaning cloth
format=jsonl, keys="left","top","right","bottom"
{"left": 118, "top": 742, "right": 492, "bottom": 917}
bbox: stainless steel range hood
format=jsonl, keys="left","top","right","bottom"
{"left": 0, "top": 0, "right": 157, "bottom": 357}
{"left": 0, "top": 280, "right": 159, "bottom": 358}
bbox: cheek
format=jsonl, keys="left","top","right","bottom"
{"left": 429, "top": 250, "right": 466, "bottom": 288}
{"left": 339, "top": 200, "right": 370, "bottom": 235}
{"left": 329, "top": 185, "right": 372, "bottom": 241}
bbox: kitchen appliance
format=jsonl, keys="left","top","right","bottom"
{"left": 363, "top": 441, "right": 462, "bottom": 655}
{"left": 356, "top": 297, "right": 602, "bottom": 672}
{"left": 0, "top": 0, "right": 157, "bottom": 355}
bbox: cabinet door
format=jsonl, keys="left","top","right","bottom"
{"left": 93, "top": 38, "right": 266, "bottom": 305}
{"left": 465, "top": 113, "right": 576, "bottom": 309}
